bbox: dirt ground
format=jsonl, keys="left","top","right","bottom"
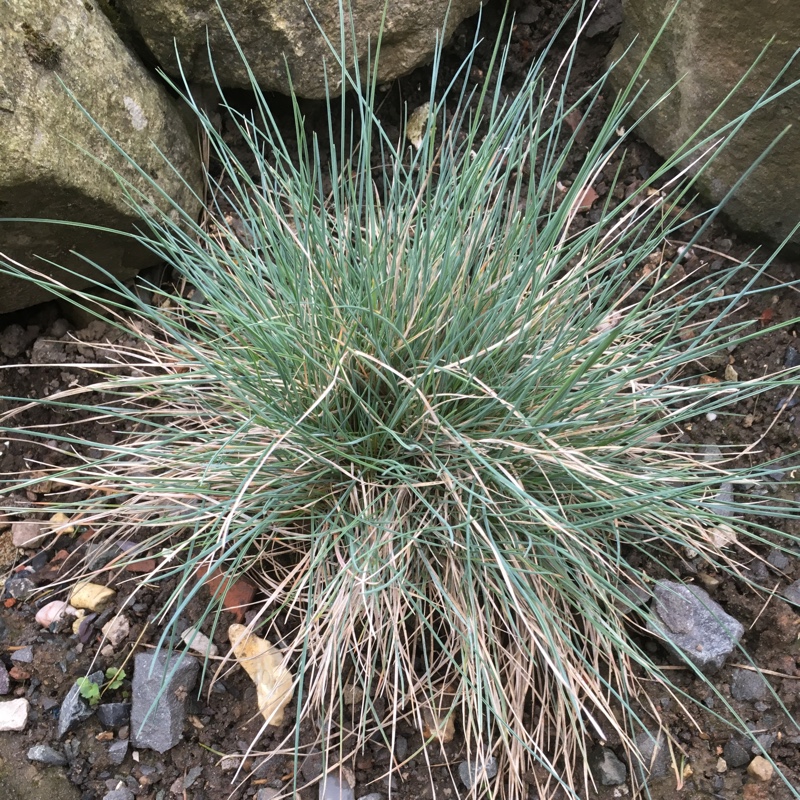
{"left": 1, "top": 1, "right": 799, "bottom": 800}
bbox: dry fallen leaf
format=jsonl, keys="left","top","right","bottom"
{"left": 707, "top": 524, "right": 737, "bottom": 549}
{"left": 228, "top": 624, "right": 293, "bottom": 726}
{"left": 420, "top": 688, "right": 458, "bottom": 744}
{"left": 421, "top": 704, "right": 455, "bottom": 743}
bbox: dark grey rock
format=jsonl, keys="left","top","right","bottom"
{"left": 0, "top": 660, "right": 9, "bottom": 694}
{"left": 723, "top": 738, "right": 751, "bottom": 768}
{"left": 185, "top": 765, "right": 203, "bottom": 787}
{"left": 96, "top": 702, "right": 130, "bottom": 728}
{"left": 647, "top": 581, "right": 744, "bottom": 674}
{"left": 752, "top": 732, "right": 777, "bottom": 753}
{"left": 130, "top": 651, "right": 199, "bottom": 753}
{"left": 0, "top": 324, "right": 27, "bottom": 357}
{"left": 394, "top": 735, "right": 408, "bottom": 761}
{"left": 589, "top": 747, "right": 628, "bottom": 786}
{"left": 766, "top": 549, "right": 791, "bottom": 571}
{"left": 458, "top": 757, "right": 498, "bottom": 789}
{"left": 784, "top": 345, "right": 800, "bottom": 369}
{"left": 709, "top": 481, "right": 736, "bottom": 518}
{"left": 11, "top": 646, "right": 33, "bottom": 663}
{"left": 783, "top": 579, "right": 800, "bottom": 606}
{"left": 615, "top": 580, "right": 651, "bottom": 611}
{"left": 301, "top": 751, "right": 324, "bottom": 781}
{"left": 745, "top": 559, "right": 770, "bottom": 583}
{"left": 58, "top": 671, "right": 103, "bottom": 738}
{"left": 27, "top": 744, "right": 68, "bottom": 766}
{"left": 62, "top": 738, "right": 81, "bottom": 762}
{"left": 107, "top": 739, "right": 128, "bottom": 766}
{"left": 730, "top": 669, "right": 768, "bottom": 702}
{"left": 4, "top": 575, "right": 36, "bottom": 600}
{"left": 635, "top": 729, "right": 670, "bottom": 780}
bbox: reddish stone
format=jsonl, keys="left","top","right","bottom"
{"left": 8, "top": 666, "right": 31, "bottom": 681}
{"left": 220, "top": 579, "right": 256, "bottom": 623}
{"left": 3, "top": 598, "right": 15, "bottom": 608}
{"left": 196, "top": 564, "right": 256, "bottom": 623}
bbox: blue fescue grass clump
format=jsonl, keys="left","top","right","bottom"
{"left": 2, "top": 3, "right": 800, "bottom": 798}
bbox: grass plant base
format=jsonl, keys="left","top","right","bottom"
{"left": 2, "top": 3, "right": 800, "bottom": 798}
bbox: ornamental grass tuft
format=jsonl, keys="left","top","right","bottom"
{"left": 2, "top": 3, "right": 800, "bottom": 798}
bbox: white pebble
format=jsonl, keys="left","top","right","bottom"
{"left": 319, "top": 772, "right": 355, "bottom": 800}
{"left": 101, "top": 615, "right": 130, "bottom": 648}
{"left": 706, "top": 412, "right": 717, "bottom": 421}
{"left": 35, "top": 600, "right": 76, "bottom": 628}
{"left": 181, "top": 626, "right": 219, "bottom": 658}
{"left": 0, "top": 698, "right": 29, "bottom": 731}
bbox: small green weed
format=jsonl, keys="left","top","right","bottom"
{"left": 76, "top": 667, "right": 127, "bottom": 707}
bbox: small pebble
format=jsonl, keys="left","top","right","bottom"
{"left": 107, "top": 739, "right": 128, "bottom": 766}
{"left": 716, "top": 757, "right": 727, "bottom": 773}
{"left": 3, "top": 575, "right": 36, "bottom": 600}
{"left": 458, "top": 756, "right": 499, "bottom": 789}
{"left": 35, "top": 600, "right": 77, "bottom": 628}
{"left": 723, "top": 364, "right": 738, "bottom": 381}
{"left": 319, "top": 772, "right": 355, "bottom": 800}
{"left": 723, "top": 738, "right": 751, "bottom": 768}
{"left": 784, "top": 345, "right": 800, "bottom": 369}
{"left": 394, "top": 735, "right": 408, "bottom": 761}
{"left": 48, "top": 512, "right": 74, "bottom": 534}
{"left": 747, "top": 755, "right": 774, "bottom": 782}
{"left": 730, "top": 668, "right": 768, "bottom": 702}
{"left": 69, "top": 581, "right": 116, "bottom": 612}
{"left": 102, "top": 789, "right": 135, "bottom": 800}
{"left": 783, "top": 579, "right": 800, "bottom": 606}
{"left": 180, "top": 626, "right": 219, "bottom": 658}
{"left": 27, "top": 744, "right": 68, "bottom": 766}
{"left": 101, "top": 615, "right": 130, "bottom": 648}
{"left": 96, "top": 702, "right": 131, "bottom": 729}
{"left": 0, "top": 697, "right": 29, "bottom": 731}
{"left": 766, "top": 549, "right": 791, "bottom": 571}
{"left": 11, "top": 520, "right": 46, "bottom": 548}
{"left": 10, "top": 646, "right": 33, "bottom": 663}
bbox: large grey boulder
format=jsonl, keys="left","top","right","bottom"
{"left": 609, "top": 0, "right": 800, "bottom": 251}
{"left": 0, "top": 0, "right": 202, "bottom": 313}
{"left": 111, "top": 0, "right": 483, "bottom": 99}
